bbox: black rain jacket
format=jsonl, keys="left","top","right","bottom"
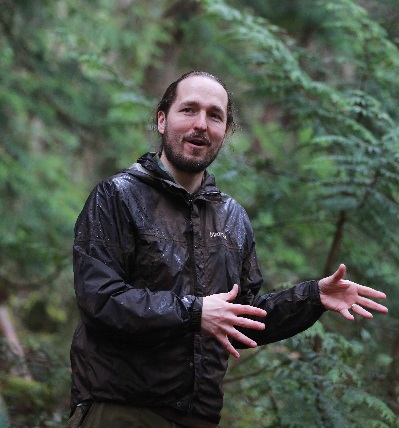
{"left": 70, "top": 152, "right": 325, "bottom": 425}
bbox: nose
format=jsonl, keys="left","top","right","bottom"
{"left": 193, "top": 111, "right": 207, "bottom": 131}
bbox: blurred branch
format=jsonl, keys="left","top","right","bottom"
{"left": 0, "top": 303, "right": 31, "bottom": 380}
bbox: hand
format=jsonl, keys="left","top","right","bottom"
{"left": 319, "top": 264, "right": 388, "bottom": 320}
{"left": 202, "top": 284, "right": 267, "bottom": 358}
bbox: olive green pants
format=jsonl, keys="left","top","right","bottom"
{"left": 66, "top": 402, "right": 185, "bottom": 428}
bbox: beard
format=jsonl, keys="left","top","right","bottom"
{"left": 161, "top": 127, "right": 223, "bottom": 173}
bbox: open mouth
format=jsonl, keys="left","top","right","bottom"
{"left": 185, "top": 135, "right": 210, "bottom": 147}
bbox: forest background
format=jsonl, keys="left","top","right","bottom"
{"left": 1, "top": 0, "right": 399, "bottom": 427}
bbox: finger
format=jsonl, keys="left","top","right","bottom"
{"left": 213, "top": 284, "right": 239, "bottom": 303}
{"left": 331, "top": 263, "right": 346, "bottom": 283}
{"left": 354, "top": 296, "right": 388, "bottom": 314}
{"left": 356, "top": 285, "right": 387, "bottom": 300}
{"left": 232, "top": 316, "right": 265, "bottom": 331}
{"left": 351, "top": 304, "right": 373, "bottom": 319}
{"left": 339, "top": 308, "right": 355, "bottom": 321}
{"left": 230, "top": 303, "right": 267, "bottom": 318}
{"left": 219, "top": 336, "right": 240, "bottom": 359}
{"left": 228, "top": 328, "right": 258, "bottom": 349}
{"left": 319, "top": 263, "right": 347, "bottom": 288}
{"left": 225, "top": 284, "right": 239, "bottom": 302}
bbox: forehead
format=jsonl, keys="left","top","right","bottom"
{"left": 174, "top": 76, "right": 228, "bottom": 112}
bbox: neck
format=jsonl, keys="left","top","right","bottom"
{"left": 160, "top": 152, "right": 204, "bottom": 194}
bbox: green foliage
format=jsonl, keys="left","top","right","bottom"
{"left": 0, "top": 1, "right": 168, "bottom": 426}
{"left": 201, "top": 0, "right": 399, "bottom": 282}
{"left": 201, "top": 0, "right": 399, "bottom": 424}
{"left": 1, "top": 0, "right": 399, "bottom": 426}
{"left": 0, "top": 335, "right": 71, "bottom": 427}
{"left": 222, "top": 324, "right": 396, "bottom": 427}
{"left": 1, "top": 376, "right": 53, "bottom": 416}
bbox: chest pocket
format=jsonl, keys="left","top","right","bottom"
{"left": 133, "top": 227, "right": 190, "bottom": 291}
{"left": 202, "top": 232, "right": 244, "bottom": 295}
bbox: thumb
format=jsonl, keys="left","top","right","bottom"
{"left": 225, "top": 284, "right": 239, "bottom": 302}
{"left": 330, "top": 263, "right": 346, "bottom": 283}
{"left": 319, "top": 264, "right": 347, "bottom": 290}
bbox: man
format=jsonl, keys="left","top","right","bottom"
{"left": 68, "top": 71, "right": 388, "bottom": 428}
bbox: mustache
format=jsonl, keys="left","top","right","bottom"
{"left": 185, "top": 132, "right": 211, "bottom": 145}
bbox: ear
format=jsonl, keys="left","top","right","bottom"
{"left": 158, "top": 111, "right": 166, "bottom": 134}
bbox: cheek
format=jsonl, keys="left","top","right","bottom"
{"left": 167, "top": 118, "right": 192, "bottom": 136}
{"left": 209, "top": 125, "right": 227, "bottom": 142}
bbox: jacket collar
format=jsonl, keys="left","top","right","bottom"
{"left": 126, "top": 152, "right": 224, "bottom": 203}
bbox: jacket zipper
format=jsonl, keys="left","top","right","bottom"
{"left": 187, "top": 196, "right": 202, "bottom": 416}
{"left": 187, "top": 196, "right": 202, "bottom": 297}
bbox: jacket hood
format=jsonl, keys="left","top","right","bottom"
{"left": 124, "top": 152, "right": 224, "bottom": 203}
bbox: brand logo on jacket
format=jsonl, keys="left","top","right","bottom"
{"left": 210, "top": 231, "right": 227, "bottom": 240}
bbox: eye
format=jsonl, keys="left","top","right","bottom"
{"left": 210, "top": 112, "right": 223, "bottom": 122}
{"left": 181, "top": 107, "right": 194, "bottom": 113}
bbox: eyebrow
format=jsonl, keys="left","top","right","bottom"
{"left": 179, "top": 100, "right": 226, "bottom": 119}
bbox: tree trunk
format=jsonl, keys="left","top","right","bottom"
{"left": 323, "top": 210, "right": 346, "bottom": 277}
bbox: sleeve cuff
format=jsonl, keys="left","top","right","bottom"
{"left": 309, "top": 279, "right": 326, "bottom": 311}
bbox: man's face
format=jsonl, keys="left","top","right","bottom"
{"left": 157, "top": 75, "right": 229, "bottom": 173}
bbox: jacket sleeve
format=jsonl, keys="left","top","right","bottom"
{"left": 236, "top": 280, "right": 325, "bottom": 348}
{"left": 73, "top": 179, "right": 202, "bottom": 343}
{"left": 235, "top": 219, "right": 325, "bottom": 348}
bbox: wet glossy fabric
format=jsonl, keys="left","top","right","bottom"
{"left": 70, "top": 152, "right": 325, "bottom": 425}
